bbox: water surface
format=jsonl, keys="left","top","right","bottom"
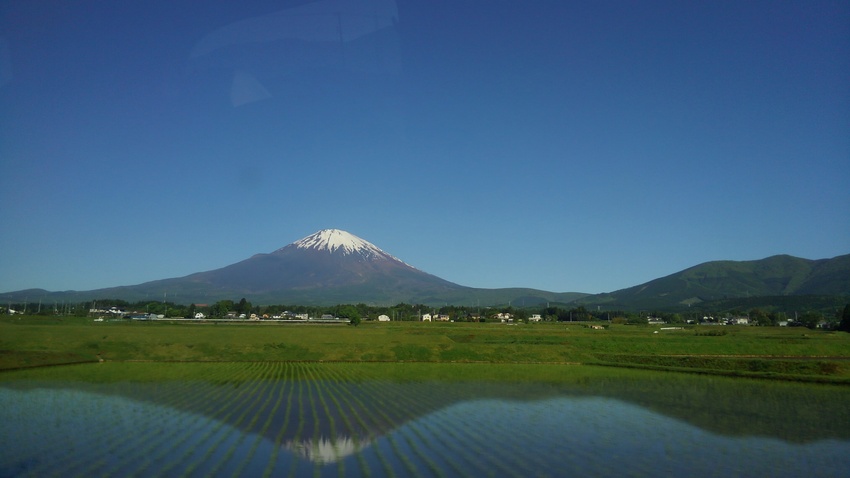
{"left": 1, "top": 363, "right": 847, "bottom": 477}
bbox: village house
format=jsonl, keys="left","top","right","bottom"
{"left": 495, "top": 312, "right": 513, "bottom": 322}
{"left": 377, "top": 314, "right": 390, "bottom": 322}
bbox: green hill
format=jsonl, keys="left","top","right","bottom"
{"left": 581, "top": 254, "right": 849, "bottom": 310}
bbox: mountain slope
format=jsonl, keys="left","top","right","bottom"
{"left": 2, "top": 232, "right": 844, "bottom": 308}
{"left": 125, "top": 229, "right": 470, "bottom": 304}
{"left": 0, "top": 229, "right": 584, "bottom": 306}
{"left": 581, "top": 254, "right": 850, "bottom": 309}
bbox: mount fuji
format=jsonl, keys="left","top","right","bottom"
{"left": 127, "top": 229, "right": 468, "bottom": 305}
{"left": 14, "top": 229, "right": 582, "bottom": 306}
{"left": 6, "top": 229, "right": 844, "bottom": 309}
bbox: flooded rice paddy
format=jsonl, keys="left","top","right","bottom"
{"left": 2, "top": 362, "right": 849, "bottom": 477}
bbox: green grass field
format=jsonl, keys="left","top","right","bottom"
{"left": 2, "top": 316, "right": 849, "bottom": 382}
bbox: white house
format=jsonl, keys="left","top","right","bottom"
{"left": 495, "top": 312, "right": 513, "bottom": 322}
{"left": 378, "top": 314, "right": 390, "bottom": 322}
{"left": 421, "top": 313, "right": 432, "bottom": 322}
{"left": 530, "top": 314, "right": 542, "bottom": 322}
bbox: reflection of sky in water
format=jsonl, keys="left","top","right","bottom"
{"left": 410, "top": 398, "right": 850, "bottom": 477}
{"left": 2, "top": 387, "right": 848, "bottom": 477}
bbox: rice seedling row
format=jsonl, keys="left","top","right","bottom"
{"left": 200, "top": 362, "right": 279, "bottom": 476}
{"left": 314, "top": 365, "right": 379, "bottom": 477}
{"left": 142, "top": 363, "right": 260, "bottom": 475}
{"left": 301, "top": 364, "right": 347, "bottom": 477}
{"left": 135, "top": 363, "right": 257, "bottom": 476}
{"left": 433, "top": 394, "right": 554, "bottom": 475}
{"left": 457, "top": 402, "right": 552, "bottom": 475}
{"left": 318, "top": 364, "right": 396, "bottom": 477}
{"left": 327, "top": 364, "right": 396, "bottom": 430}
{"left": 349, "top": 372, "right": 520, "bottom": 477}
{"left": 300, "top": 365, "right": 347, "bottom": 476}
{"left": 376, "top": 425, "right": 419, "bottom": 476}
{"left": 319, "top": 364, "right": 413, "bottom": 473}
{"left": 396, "top": 395, "right": 479, "bottom": 475}
{"left": 488, "top": 419, "right": 553, "bottom": 474}
{"left": 422, "top": 404, "right": 521, "bottom": 476}
{"left": 40, "top": 374, "right": 210, "bottom": 478}
{"left": 382, "top": 383, "right": 484, "bottom": 477}
{"left": 12, "top": 390, "right": 121, "bottom": 478}
{"left": 359, "top": 382, "right": 497, "bottom": 477}
{"left": 171, "top": 362, "right": 272, "bottom": 476}
{"left": 337, "top": 369, "right": 449, "bottom": 478}
{"left": 281, "top": 363, "right": 310, "bottom": 478}
{"left": 228, "top": 361, "right": 287, "bottom": 478}
{"left": 261, "top": 363, "right": 298, "bottom": 478}
{"left": 392, "top": 422, "right": 450, "bottom": 477}
{"left": 320, "top": 364, "right": 413, "bottom": 476}
{"left": 393, "top": 403, "right": 479, "bottom": 476}
{"left": 207, "top": 365, "right": 283, "bottom": 477}
{"left": 322, "top": 371, "right": 426, "bottom": 477}
{"left": 71, "top": 396, "right": 181, "bottom": 477}
{"left": 0, "top": 363, "right": 706, "bottom": 476}
{"left": 88, "top": 365, "right": 241, "bottom": 477}
{"left": 207, "top": 363, "right": 282, "bottom": 475}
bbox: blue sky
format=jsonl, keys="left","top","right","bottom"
{"left": 1, "top": 0, "right": 848, "bottom": 296}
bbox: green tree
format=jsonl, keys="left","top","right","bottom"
{"left": 209, "top": 300, "right": 233, "bottom": 317}
{"left": 838, "top": 304, "right": 850, "bottom": 333}
{"left": 514, "top": 309, "right": 529, "bottom": 323}
{"left": 235, "top": 298, "right": 251, "bottom": 314}
{"left": 798, "top": 311, "right": 821, "bottom": 330}
{"left": 570, "top": 306, "right": 591, "bottom": 321}
{"left": 750, "top": 308, "right": 770, "bottom": 326}
{"left": 336, "top": 304, "right": 361, "bottom": 324}
{"left": 767, "top": 311, "right": 781, "bottom": 326}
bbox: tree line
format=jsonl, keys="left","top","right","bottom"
{"left": 5, "top": 299, "right": 849, "bottom": 332}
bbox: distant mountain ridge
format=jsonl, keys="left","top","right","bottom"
{"left": 1, "top": 229, "right": 584, "bottom": 306}
{"left": 1, "top": 230, "right": 846, "bottom": 308}
{"left": 580, "top": 254, "right": 850, "bottom": 310}
{"left": 107, "top": 229, "right": 470, "bottom": 305}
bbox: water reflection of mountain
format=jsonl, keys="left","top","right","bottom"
{"left": 287, "top": 436, "right": 362, "bottom": 464}
{"left": 582, "top": 374, "right": 850, "bottom": 444}
{"left": 4, "top": 363, "right": 848, "bottom": 454}
{"left": 5, "top": 382, "right": 848, "bottom": 478}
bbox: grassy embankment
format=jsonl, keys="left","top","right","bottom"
{"left": 1, "top": 316, "right": 848, "bottom": 382}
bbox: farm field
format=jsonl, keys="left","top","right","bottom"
{"left": 3, "top": 318, "right": 850, "bottom": 476}
{"left": 2, "top": 361, "right": 849, "bottom": 477}
{"left": 2, "top": 316, "right": 849, "bottom": 383}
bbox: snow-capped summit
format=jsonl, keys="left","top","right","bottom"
{"left": 288, "top": 229, "right": 390, "bottom": 258}
{"left": 30, "top": 228, "right": 466, "bottom": 305}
